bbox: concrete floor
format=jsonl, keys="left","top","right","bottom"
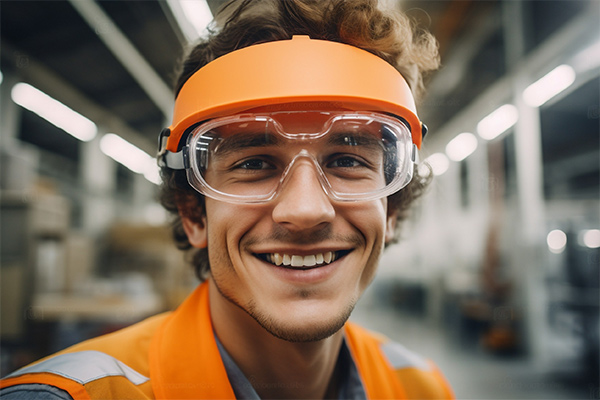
{"left": 350, "top": 289, "right": 594, "bottom": 400}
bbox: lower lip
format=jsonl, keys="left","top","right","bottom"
{"left": 265, "top": 258, "right": 342, "bottom": 284}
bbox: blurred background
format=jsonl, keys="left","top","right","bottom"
{"left": 0, "top": 0, "right": 598, "bottom": 398}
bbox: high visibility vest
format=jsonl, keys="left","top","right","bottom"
{"left": 1, "top": 282, "right": 454, "bottom": 399}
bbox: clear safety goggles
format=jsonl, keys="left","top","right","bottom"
{"left": 162, "top": 111, "right": 417, "bottom": 204}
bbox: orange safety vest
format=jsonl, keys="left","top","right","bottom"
{"left": 1, "top": 282, "right": 454, "bottom": 399}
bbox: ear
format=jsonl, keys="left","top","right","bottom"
{"left": 181, "top": 215, "right": 208, "bottom": 248}
{"left": 385, "top": 212, "right": 397, "bottom": 244}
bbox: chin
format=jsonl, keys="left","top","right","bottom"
{"left": 249, "top": 300, "right": 357, "bottom": 343}
{"left": 214, "top": 275, "right": 358, "bottom": 342}
{"left": 257, "top": 315, "right": 348, "bottom": 343}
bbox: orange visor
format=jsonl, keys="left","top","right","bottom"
{"left": 164, "top": 35, "right": 424, "bottom": 152}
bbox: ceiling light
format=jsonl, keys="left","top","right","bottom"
{"left": 445, "top": 132, "right": 478, "bottom": 162}
{"left": 143, "top": 164, "right": 161, "bottom": 185}
{"left": 422, "top": 153, "right": 450, "bottom": 176}
{"left": 523, "top": 64, "right": 576, "bottom": 107}
{"left": 11, "top": 82, "right": 97, "bottom": 142}
{"left": 580, "top": 229, "right": 600, "bottom": 249}
{"left": 100, "top": 133, "right": 160, "bottom": 185}
{"left": 572, "top": 39, "right": 600, "bottom": 73}
{"left": 477, "top": 104, "right": 518, "bottom": 141}
{"left": 547, "top": 229, "right": 567, "bottom": 254}
{"left": 166, "top": 0, "right": 213, "bottom": 41}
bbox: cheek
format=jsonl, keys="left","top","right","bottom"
{"left": 204, "top": 201, "right": 267, "bottom": 265}
{"left": 344, "top": 200, "right": 389, "bottom": 241}
{"left": 347, "top": 201, "right": 388, "bottom": 281}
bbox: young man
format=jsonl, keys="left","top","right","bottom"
{"left": 1, "top": 0, "right": 453, "bottom": 398}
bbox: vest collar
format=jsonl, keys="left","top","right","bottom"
{"left": 149, "top": 280, "right": 403, "bottom": 399}
{"left": 150, "top": 281, "right": 235, "bottom": 399}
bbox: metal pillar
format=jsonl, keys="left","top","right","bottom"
{"left": 502, "top": 0, "right": 549, "bottom": 367}
{"left": 80, "top": 131, "right": 116, "bottom": 236}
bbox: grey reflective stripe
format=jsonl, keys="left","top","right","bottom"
{"left": 6, "top": 350, "right": 149, "bottom": 386}
{"left": 380, "top": 341, "right": 431, "bottom": 371}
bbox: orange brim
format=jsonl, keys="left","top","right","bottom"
{"left": 167, "top": 35, "right": 423, "bottom": 151}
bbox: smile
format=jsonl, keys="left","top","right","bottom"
{"left": 256, "top": 250, "right": 351, "bottom": 270}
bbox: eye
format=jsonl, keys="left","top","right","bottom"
{"left": 234, "top": 158, "right": 275, "bottom": 170}
{"left": 327, "top": 156, "right": 364, "bottom": 168}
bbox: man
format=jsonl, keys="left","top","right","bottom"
{"left": 1, "top": 0, "right": 453, "bottom": 398}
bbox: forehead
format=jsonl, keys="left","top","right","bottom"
{"left": 241, "top": 102, "right": 351, "bottom": 131}
{"left": 208, "top": 110, "right": 385, "bottom": 139}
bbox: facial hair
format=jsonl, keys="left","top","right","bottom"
{"left": 211, "top": 223, "right": 365, "bottom": 342}
{"left": 212, "top": 277, "right": 358, "bottom": 342}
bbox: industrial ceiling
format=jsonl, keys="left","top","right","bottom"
{"left": 1, "top": 0, "right": 598, "bottom": 201}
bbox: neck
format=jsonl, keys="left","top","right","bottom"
{"left": 208, "top": 279, "right": 344, "bottom": 399}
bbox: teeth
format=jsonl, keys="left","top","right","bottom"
{"left": 266, "top": 251, "right": 337, "bottom": 267}
{"left": 303, "top": 255, "right": 316, "bottom": 266}
{"left": 291, "top": 255, "right": 304, "bottom": 267}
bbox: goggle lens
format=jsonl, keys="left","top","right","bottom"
{"left": 185, "top": 112, "right": 414, "bottom": 203}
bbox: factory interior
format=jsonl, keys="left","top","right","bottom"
{"left": 1, "top": 0, "right": 599, "bottom": 398}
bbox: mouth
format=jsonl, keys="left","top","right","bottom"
{"left": 255, "top": 250, "right": 352, "bottom": 270}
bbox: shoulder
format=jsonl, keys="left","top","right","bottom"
{"left": 345, "top": 322, "right": 455, "bottom": 399}
{"left": 63, "top": 312, "right": 169, "bottom": 375}
{"left": 1, "top": 313, "right": 170, "bottom": 399}
{"left": 3, "top": 350, "right": 151, "bottom": 386}
{"left": 380, "top": 340, "right": 454, "bottom": 399}
{"left": 0, "top": 384, "right": 73, "bottom": 400}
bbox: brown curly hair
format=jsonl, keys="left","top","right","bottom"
{"left": 160, "top": 0, "right": 440, "bottom": 281}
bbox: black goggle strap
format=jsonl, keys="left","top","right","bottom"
{"left": 158, "top": 122, "right": 207, "bottom": 170}
{"left": 160, "top": 149, "right": 187, "bottom": 170}
{"left": 157, "top": 131, "right": 187, "bottom": 170}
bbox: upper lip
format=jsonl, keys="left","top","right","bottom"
{"left": 253, "top": 248, "right": 354, "bottom": 268}
{"left": 251, "top": 246, "right": 353, "bottom": 256}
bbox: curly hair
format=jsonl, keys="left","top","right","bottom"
{"left": 160, "top": 0, "right": 440, "bottom": 281}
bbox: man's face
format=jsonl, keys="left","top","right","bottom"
{"left": 183, "top": 110, "right": 397, "bottom": 342}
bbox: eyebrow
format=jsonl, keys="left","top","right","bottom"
{"left": 202, "top": 130, "right": 385, "bottom": 156}
{"left": 209, "top": 132, "right": 282, "bottom": 155}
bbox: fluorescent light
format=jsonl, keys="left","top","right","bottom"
{"left": 422, "top": 153, "right": 450, "bottom": 176}
{"left": 143, "top": 164, "right": 161, "bottom": 185}
{"left": 166, "top": 0, "right": 213, "bottom": 41}
{"left": 477, "top": 104, "right": 518, "bottom": 141}
{"left": 547, "top": 229, "right": 567, "bottom": 254}
{"left": 572, "top": 39, "right": 600, "bottom": 73}
{"left": 100, "top": 133, "right": 160, "bottom": 185}
{"left": 11, "top": 82, "right": 97, "bottom": 142}
{"left": 523, "top": 64, "right": 576, "bottom": 107}
{"left": 445, "top": 132, "right": 478, "bottom": 162}
{"left": 0, "top": 71, "right": 3, "bottom": 85}
{"left": 580, "top": 229, "right": 600, "bottom": 249}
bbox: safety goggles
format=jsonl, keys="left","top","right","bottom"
{"left": 158, "top": 36, "right": 428, "bottom": 203}
{"left": 162, "top": 111, "right": 416, "bottom": 203}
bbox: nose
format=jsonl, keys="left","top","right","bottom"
{"left": 271, "top": 159, "right": 335, "bottom": 231}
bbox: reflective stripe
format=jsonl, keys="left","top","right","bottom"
{"left": 380, "top": 341, "right": 431, "bottom": 371}
{"left": 6, "top": 351, "right": 149, "bottom": 386}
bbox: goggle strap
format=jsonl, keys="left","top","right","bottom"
{"left": 160, "top": 149, "right": 187, "bottom": 170}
